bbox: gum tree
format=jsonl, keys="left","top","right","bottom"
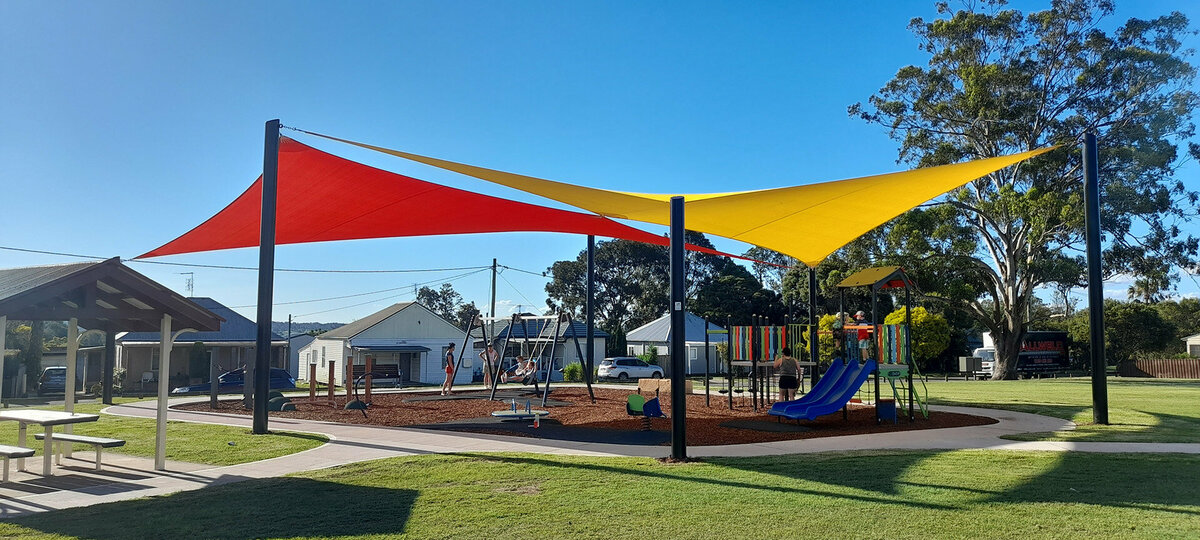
{"left": 852, "top": 0, "right": 1200, "bottom": 378}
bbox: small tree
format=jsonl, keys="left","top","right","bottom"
{"left": 883, "top": 307, "right": 951, "bottom": 371}
{"left": 638, "top": 345, "right": 659, "bottom": 366}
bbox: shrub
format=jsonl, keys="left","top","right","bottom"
{"left": 638, "top": 345, "right": 660, "bottom": 365}
{"left": 562, "top": 363, "right": 583, "bottom": 382}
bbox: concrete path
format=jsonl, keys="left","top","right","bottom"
{"left": 2, "top": 390, "right": 1198, "bottom": 518}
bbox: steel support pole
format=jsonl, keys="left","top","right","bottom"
{"left": 809, "top": 267, "right": 819, "bottom": 387}
{"left": 669, "top": 196, "right": 687, "bottom": 460}
{"left": 253, "top": 119, "right": 280, "bottom": 435}
{"left": 1083, "top": 132, "right": 1109, "bottom": 425}
{"left": 586, "top": 235, "right": 596, "bottom": 390}
{"left": 704, "top": 318, "right": 710, "bottom": 407}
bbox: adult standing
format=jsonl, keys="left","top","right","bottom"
{"left": 441, "top": 342, "right": 456, "bottom": 396}
{"left": 773, "top": 346, "right": 800, "bottom": 401}
{"left": 479, "top": 342, "right": 499, "bottom": 388}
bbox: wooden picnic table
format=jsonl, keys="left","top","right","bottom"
{"left": 0, "top": 410, "right": 99, "bottom": 476}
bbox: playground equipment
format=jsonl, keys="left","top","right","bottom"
{"left": 625, "top": 394, "right": 666, "bottom": 431}
{"left": 726, "top": 317, "right": 816, "bottom": 411}
{"left": 835, "top": 266, "right": 928, "bottom": 422}
{"left": 768, "top": 359, "right": 877, "bottom": 421}
{"left": 484, "top": 311, "right": 596, "bottom": 406}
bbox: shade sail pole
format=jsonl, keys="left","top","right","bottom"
{"left": 586, "top": 235, "right": 595, "bottom": 395}
{"left": 669, "top": 196, "right": 687, "bottom": 461}
{"left": 1084, "top": 132, "right": 1109, "bottom": 425}
{"left": 809, "top": 267, "right": 819, "bottom": 387}
{"left": 254, "top": 119, "right": 281, "bottom": 435}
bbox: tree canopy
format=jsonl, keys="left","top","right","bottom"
{"left": 852, "top": 0, "right": 1199, "bottom": 379}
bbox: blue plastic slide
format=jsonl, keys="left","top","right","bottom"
{"left": 767, "top": 358, "right": 850, "bottom": 416}
{"left": 769, "top": 360, "right": 877, "bottom": 421}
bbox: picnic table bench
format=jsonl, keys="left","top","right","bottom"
{"left": 0, "top": 445, "right": 36, "bottom": 482}
{"left": 35, "top": 433, "right": 125, "bottom": 471}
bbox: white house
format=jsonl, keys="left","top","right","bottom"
{"left": 626, "top": 312, "right": 727, "bottom": 375}
{"left": 299, "top": 302, "right": 470, "bottom": 387}
{"left": 1184, "top": 333, "right": 1200, "bottom": 357}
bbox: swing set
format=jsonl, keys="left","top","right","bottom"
{"left": 444, "top": 310, "right": 596, "bottom": 407}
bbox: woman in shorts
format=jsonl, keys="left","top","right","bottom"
{"left": 441, "top": 342, "right": 456, "bottom": 396}
{"left": 774, "top": 346, "right": 800, "bottom": 401}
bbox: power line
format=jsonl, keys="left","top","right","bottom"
{"left": 497, "top": 268, "right": 544, "bottom": 315}
{"left": 497, "top": 264, "right": 549, "bottom": 277}
{"left": 292, "top": 268, "right": 489, "bottom": 319}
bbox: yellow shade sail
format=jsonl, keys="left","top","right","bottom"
{"left": 303, "top": 130, "right": 1054, "bottom": 267}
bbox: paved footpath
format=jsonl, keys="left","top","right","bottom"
{"left": 2, "top": 389, "right": 1198, "bottom": 518}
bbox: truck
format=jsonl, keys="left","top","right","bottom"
{"left": 973, "top": 331, "right": 1071, "bottom": 377}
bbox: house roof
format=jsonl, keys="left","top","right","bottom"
{"left": 0, "top": 258, "right": 221, "bottom": 333}
{"left": 119, "top": 297, "right": 281, "bottom": 343}
{"left": 319, "top": 302, "right": 464, "bottom": 341}
{"left": 490, "top": 317, "right": 608, "bottom": 342}
{"left": 626, "top": 312, "right": 727, "bottom": 343}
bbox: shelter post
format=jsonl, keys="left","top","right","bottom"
{"left": 586, "top": 235, "right": 595, "bottom": 390}
{"left": 1083, "top": 132, "right": 1109, "bottom": 424}
{"left": 669, "top": 196, "right": 687, "bottom": 460}
{"left": 155, "top": 314, "right": 172, "bottom": 470}
{"left": 65, "top": 318, "right": 78, "bottom": 415}
{"left": 102, "top": 325, "right": 115, "bottom": 405}
{"left": 0, "top": 315, "right": 5, "bottom": 406}
{"left": 253, "top": 118, "right": 281, "bottom": 435}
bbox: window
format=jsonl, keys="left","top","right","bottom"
{"left": 151, "top": 348, "right": 160, "bottom": 371}
{"left": 690, "top": 348, "right": 698, "bottom": 360}
{"left": 321, "top": 347, "right": 326, "bottom": 368}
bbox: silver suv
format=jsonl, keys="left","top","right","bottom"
{"left": 598, "top": 357, "right": 663, "bottom": 381}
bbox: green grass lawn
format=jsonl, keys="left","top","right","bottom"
{"left": 0, "top": 398, "right": 327, "bottom": 466}
{"left": 926, "top": 378, "right": 1200, "bottom": 443}
{"left": 1, "top": 450, "right": 1197, "bottom": 539}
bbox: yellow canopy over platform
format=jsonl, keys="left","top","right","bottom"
{"left": 836, "top": 266, "right": 910, "bottom": 289}
{"left": 305, "top": 130, "right": 1053, "bottom": 267}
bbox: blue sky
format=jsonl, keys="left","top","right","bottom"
{"left": 2, "top": 1, "right": 1197, "bottom": 324}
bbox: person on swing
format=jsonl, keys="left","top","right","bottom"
{"left": 501, "top": 355, "right": 537, "bottom": 384}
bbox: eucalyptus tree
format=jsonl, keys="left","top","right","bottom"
{"left": 852, "top": 0, "right": 1199, "bottom": 378}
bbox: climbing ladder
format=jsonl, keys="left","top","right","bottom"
{"left": 887, "top": 364, "right": 929, "bottom": 419}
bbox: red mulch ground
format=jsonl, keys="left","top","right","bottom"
{"left": 176, "top": 387, "right": 995, "bottom": 446}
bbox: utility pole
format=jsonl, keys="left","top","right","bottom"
{"left": 490, "top": 258, "right": 498, "bottom": 340}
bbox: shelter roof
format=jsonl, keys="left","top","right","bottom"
{"left": 626, "top": 312, "right": 727, "bottom": 343}
{"left": 836, "top": 266, "right": 912, "bottom": 290}
{"left": 316, "top": 131, "right": 1053, "bottom": 266}
{"left": 119, "top": 297, "right": 283, "bottom": 343}
{"left": 0, "top": 258, "right": 222, "bottom": 332}
{"left": 137, "top": 137, "right": 757, "bottom": 263}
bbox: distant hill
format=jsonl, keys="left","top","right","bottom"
{"left": 272, "top": 321, "right": 345, "bottom": 336}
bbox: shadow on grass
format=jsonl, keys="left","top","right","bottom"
{"left": 461, "top": 452, "right": 961, "bottom": 510}
{"left": 988, "top": 452, "right": 1200, "bottom": 516}
{"left": 10, "top": 477, "right": 416, "bottom": 540}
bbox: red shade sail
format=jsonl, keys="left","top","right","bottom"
{"left": 138, "top": 137, "right": 755, "bottom": 262}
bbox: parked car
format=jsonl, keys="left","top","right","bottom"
{"left": 37, "top": 366, "right": 83, "bottom": 396}
{"left": 171, "top": 368, "right": 296, "bottom": 394}
{"left": 597, "top": 357, "right": 663, "bottom": 381}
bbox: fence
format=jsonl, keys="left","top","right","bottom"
{"left": 1119, "top": 358, "right": 1200, "bottom": 379}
